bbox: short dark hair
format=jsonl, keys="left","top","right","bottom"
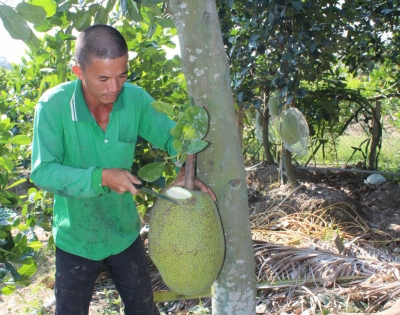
{"left": 74, "top": 24, "right": 128, "bottom": 69}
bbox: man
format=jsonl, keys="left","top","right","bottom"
{"left": 31, "top": 24, "right": 214, "bottom": 315}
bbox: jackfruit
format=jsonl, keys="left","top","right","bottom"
{"left": 280, "top": 107, "right": 302, "bottom": 145}
{"left": 268, "top": 94, "right": 282, "bottom": 118}
{"left": 148, "top": 187, "right": 225, "bottom": 295}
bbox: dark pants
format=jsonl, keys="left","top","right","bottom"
{"left": 54, "top": 236, "right": 160, "bottom": 315}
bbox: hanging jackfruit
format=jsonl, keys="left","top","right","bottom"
{"left": 148, "top": 187, "right": 225, "bottom": 295}
{"left": 280, "top": 108, "right": 302, "bottom": 145}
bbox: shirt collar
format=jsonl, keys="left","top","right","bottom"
{"left": 70, "top": 79, "right": 125, "bottom": 122}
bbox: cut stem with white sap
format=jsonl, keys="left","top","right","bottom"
{"left": 165, "top": 187, "right": 193, "bottom": 200}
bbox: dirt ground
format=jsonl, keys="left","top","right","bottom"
{"left": 247, "top": 164, "right": 400, "bottom": 240}
{"left": 1, "top": 163, "right": 400, "bottom": 314}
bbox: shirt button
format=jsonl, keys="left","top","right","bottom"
{"left": 104, "top": 139, "right": 108, "bottom": 143}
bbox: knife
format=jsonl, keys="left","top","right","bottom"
{"left": 133, "top": 183, "right": 182, "bottom": 205}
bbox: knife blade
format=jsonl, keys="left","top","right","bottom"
{"left": 133, "top": 183, "right": 182, "bottom": 205}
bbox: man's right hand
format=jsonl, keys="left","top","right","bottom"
{"left": 101, "top": 168, "right": 142, "bottom": 195}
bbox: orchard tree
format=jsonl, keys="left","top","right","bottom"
{"left": 218, "top": 0, "right": 400, "bottom": 184}
{"left": 1, "top": 0, "right": 257, "bottom": 313}
{"left": 218, "top": 0, "right": 352, "bottom": 186}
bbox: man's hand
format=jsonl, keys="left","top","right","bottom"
{"left": 171, "top": 167, "right": 217, "bottom": 202}
{"left": 102, "top": 168, "right": 142, "bottom": 194}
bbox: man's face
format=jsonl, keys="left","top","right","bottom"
{"left": 72, "top": 55, "right": 129, "bottom": 106}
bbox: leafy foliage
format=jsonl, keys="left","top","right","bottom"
{"left": 0, "top": 66, "right": 54, "bottom": 295}
{"left": 138, "top": 100, "right": 209, "bottom": 182}
{"left": 218, "top": 0, "right": 400, "bottom": 172}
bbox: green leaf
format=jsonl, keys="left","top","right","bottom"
{"left": 1, "top": 191, "right": 21, "bottom": 207}
{"left": 15, "top": 3, "right": 46, "bottom": 25}
{"left": 10, "top": 235, "right": 28, "bottom": 258}
{"left": 5, "top": 261, "right": 20, "bottom": 281}
{"left": 143, "top": 47, "right": 158, "bottom": 55}
{"left": 182, "top": 139, "right": 208, "bottom": 154}
{"left": 172, "top": 139, "right": 183, "bottom": 154}
{"left": 106, "top": 0, "right": 118, "bottom": 13}
{"left": 24, "top": 29, "right": 41, "bottom": 51}
{"left": 156, "top": 17, "right": 175, "bottom": 28}
{"left": 1, "top": 284, "right": 16, "bottom": 295}
{"left": 18, "top": 259, "right": 37, "bottom": 277}
{"left": 74, "top": 11, "right": 92, "bottom": 32}
{"left": 174, "top": 106, "right": 209, "bottom": 142}
{"left": 21, "top": 204, "right": 28, "bottom": 216}
{"left": 11, "top": 135, "right": 31, "bottom": 145}
{"left": 58, "top": 33, "right": 76, "bottom": 41}
{"left": 0, "top": 195, "right": 11, "bottom": 205}
{"left": 138, "top": 162, "right": 165, "bottom": 182}
{"left": 0, "top": 208, "right": 16, "bottom": 220}
{"left": 43, "top": 74, "right": 60, "bottom": 88}
{"left": 94, "top": 7, "right": 108, "bottom": 25}
{"left": 15, "top": 275, "right": 31, "bottom": 286}
{"left": 0, "top": 157, "right": 14, "bottom": 172}
{"left": 28, "top": 241, "right": 43, "bottom": 252}
{"left": 0, "top": 131, "right": 11, "bottom": 144}
{"left": 6, "top": 178, "right": 27, "bottom": 190}
{"left": 126, "top": 0, "right": 141, "bottom": 22}
{"left": 0, "top": 5, "right": 32, "bottom": 41}
{"left": 147, "top": 22, "right": 157, "bottom": 38}
{"left": 0, "top": 230, "right": 8, "bottom": 239}
{"left": 29, "top": 0, "right": 57, "bottom": 17}
{"left": 47, "top": 235, "right": 54, "bottom": 249}
{"left": 151, "top": 101, "right": 175, "bottom": 117}
{"left": 0, "top": 116, "right": 13, "bottom": 132}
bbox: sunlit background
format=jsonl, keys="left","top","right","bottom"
{"left": 0, "top": 22, "right": 180, "bottom": 65}
{"left": 0, "top": 24, "right": 28, "bottom": 63}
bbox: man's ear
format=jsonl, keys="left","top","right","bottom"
{"left": 72, "top": 65, "right": 84, "bottom": 80}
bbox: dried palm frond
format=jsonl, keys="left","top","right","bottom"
{"left": 253, "top": 240, "right": 400, "bottom": 285}
{"left": 249, "top": 198, "right": 397, "bottom": 247}
{"left": 253, "top": 238, "right": 400, "bottom": 314}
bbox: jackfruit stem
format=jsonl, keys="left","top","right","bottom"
{"left": 184, "top": 154, "right": 196, "bottom": 190}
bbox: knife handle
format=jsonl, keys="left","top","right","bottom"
{"left": 132, "top": 183, "right": 143, "bottom": 189}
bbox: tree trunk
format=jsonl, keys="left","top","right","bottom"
{"left": 237, "top": 105, "right": 244, "bottom": 149}
{"left": 368, "top": 100, "right": 382, "bottom": 170}
{"left": 169, "top": 1, "right": 256, "bottom": 314}
{"left": 262, "top": 93, "right": 275, "bottom": 165}
{"left": 283, "top": 149, "right": 300, "bottom": 188}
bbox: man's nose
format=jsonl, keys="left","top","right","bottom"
{"left": 108, "top": 79, "right": 121, "bottom": 92}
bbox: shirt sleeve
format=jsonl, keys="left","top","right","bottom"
{"left": 30, "top": 102, "right": 109, "bottom": 198}
{"left": 137, "top": 90, "right": 177, "bottom": 157}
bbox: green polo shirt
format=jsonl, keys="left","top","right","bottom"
{"left": 31, "top": 79, "right": 176, "bottom": 260}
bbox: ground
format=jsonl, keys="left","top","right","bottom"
{"left": 1, "top": 164, "right": 400, "bottom": 314}
{"left": 248, "top": 164, "right": 400, "bottom": 240}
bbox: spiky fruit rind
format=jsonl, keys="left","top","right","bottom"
{"left": 148, "top": 189, "right": 225, "bottom": 295}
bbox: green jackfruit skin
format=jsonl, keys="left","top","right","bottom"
{"left": 148, "top": 190, "right": 225, "bottom": 295}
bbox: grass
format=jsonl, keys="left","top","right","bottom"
{"left": 245, "top": 116, "right": 400, "bottom": 174}
{"left": 295, "top": 132, "right": 400, "bottom": 173}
